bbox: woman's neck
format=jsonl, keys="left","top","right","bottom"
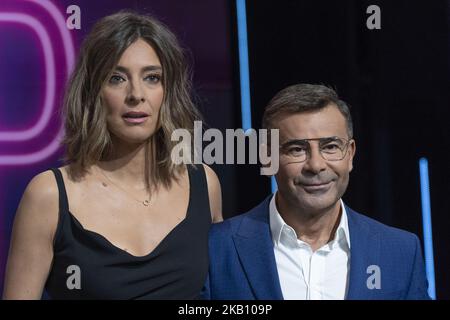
{"left": 97, "top": 139, "right": 150, "bottom": 189}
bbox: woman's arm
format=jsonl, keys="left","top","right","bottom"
{"left": 3, "top": 171, "right": 59, "bottom": 299}
{"left": 203, "top": 165, "right": 223, "bottom": 223}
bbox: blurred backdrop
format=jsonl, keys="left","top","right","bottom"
{"left": 0, "top": 0, "right": 449, "bottom": 299}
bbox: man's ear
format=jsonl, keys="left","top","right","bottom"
{"left": 348, "top": 139, "right": 356, "bottom": 172}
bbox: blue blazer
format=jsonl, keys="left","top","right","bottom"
{"left": 202, "top": 196, "right": 430, "bottom": 300}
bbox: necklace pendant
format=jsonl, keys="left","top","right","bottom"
{"left": 143, "top": 199, "right": 150, "bottom": 206}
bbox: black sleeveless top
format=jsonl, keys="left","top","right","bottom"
{"left": 45, "top": 165, "right": 211, "bottom": 299}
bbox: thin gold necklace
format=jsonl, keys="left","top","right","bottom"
{"left": 95, "top": 166, "right": 151, "bottom": 206}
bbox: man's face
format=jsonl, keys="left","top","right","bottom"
{"left": 274, "top": 104, "right": 356, "bottom": 214}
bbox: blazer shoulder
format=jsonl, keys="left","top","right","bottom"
{"left": 210, "top": 212, "right": 247, "bottom": 238}
{"left": 210, "top": 196, "right": 271, "bottom": 240}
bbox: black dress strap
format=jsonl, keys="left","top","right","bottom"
{"left": 186, "top": 164, "right": 211, "bottom": 224}
{"left": 50, "top": 168, "right": 69, "bottom": 214}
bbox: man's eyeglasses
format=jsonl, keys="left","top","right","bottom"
{"left": 279, "top": 136, "right": 353, "bottom": 163}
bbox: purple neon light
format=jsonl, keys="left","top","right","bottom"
{"left": 0, "top": 13, "right": 56, "bottom": 141}
{"left": 0, "top": 0, "right": 75, "bottom": 165}
{"left": 31, "top": 0, "right": 75, "bottom": 71}
{"left": 0, "top": 129, "right": 63, "bottom": 165}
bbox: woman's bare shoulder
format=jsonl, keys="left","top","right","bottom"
{"left": 27, "top": 165, "right": 82, "bottom": 205}
{"left": 23, "top": 169, "right": 61, "bottom": 207}
{"left": 13, "top": 168, "right": 62, "bottom": 240}
{"left": 25, "top": 169, "right": 59, "bottom": 199}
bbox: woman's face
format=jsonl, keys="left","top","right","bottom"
{"left": 101, "top": 39, "right": 164, "bottom": 145}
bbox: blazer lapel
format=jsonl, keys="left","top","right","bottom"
{"left": 346, "top": 207, "right": 381, "bottom": 300}
{"left": 232, "top": 196, "right": 284, "bottom": 300}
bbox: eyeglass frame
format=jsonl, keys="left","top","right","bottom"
{"left": 279, "top": 136, "right": 354, "bottom": 163}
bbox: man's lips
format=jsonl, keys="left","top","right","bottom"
{"left": 298, "top": 181, "right": 333, "bottom": 191}
{"left": 301, "top": 182, "right": 331, "bottom": 186}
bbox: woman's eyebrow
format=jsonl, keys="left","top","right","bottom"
{"left": 141, "top": 65, "right": 162, "bottom": 72}
{"left": 114, "top": 65, "right": 162, "bottom": 74}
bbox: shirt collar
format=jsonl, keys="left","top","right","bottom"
{"left": 269, "top": 192, "right": 351, "bottom": 249}
{"left": 269, "top": 193, "right": 285, "bottom": 245}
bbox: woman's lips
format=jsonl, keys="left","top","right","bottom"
{"left": 122, "top": 110, "right": 149, "bottom": 124}
{"left": 122, "top": 115, "right": 149, "bottom": 124}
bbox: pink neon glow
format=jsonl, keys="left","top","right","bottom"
{"left": 0, "top": 13, "right": 56, "bottom": 141}
{"left": 31, "top": 0, "right": 75, "bottom": 73}
{"left": 0, "top": 128, "right": 63, "bottom": 165}
{"left": 0, "top": 0, "right": 75, "bottom": 165}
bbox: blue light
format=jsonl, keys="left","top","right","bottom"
{"left": 236, "top": 0, "right": 252, "bottom": 131}
{"left": 236, "top": 0, "right": 277, "bottom": 194}
{"left": 419, "top": 157, "right": 436, "bottom": 299}
{"left": 271, "top": 176, "right": 277, "bottom": 193}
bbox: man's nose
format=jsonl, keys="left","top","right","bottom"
{"left": 303, "top": 145, "right": 327, "bottom": 174}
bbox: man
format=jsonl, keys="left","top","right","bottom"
{"left": 202, "top": 84, "right": 430, "bottom": 300}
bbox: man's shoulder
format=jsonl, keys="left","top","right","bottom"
{"left": 347, "top": 206, "right": 421, "bottom": 247}
{"left": 209, "top": 208, "right": 256, "bottom": 236}
{"left": 210, "top": 196, "right": 270, "bottom": 239}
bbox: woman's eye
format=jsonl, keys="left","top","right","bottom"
{"left": 109, "top": 75, "right": 125, "bottom": 84}
{"left": 145, "top": 74, "right": 161, "bottom": 83}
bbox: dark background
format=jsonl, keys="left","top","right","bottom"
{"left": 231, "top": 0, "right": 450, "bottom": 299}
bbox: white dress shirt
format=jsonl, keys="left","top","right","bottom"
{"left": 269, "top": 193, "right": 351, "bottom": 300}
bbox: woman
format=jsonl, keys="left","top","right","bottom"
{"left": 3, "top": 11, "right": 222, "bottom": 299}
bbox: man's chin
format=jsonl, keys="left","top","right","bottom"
{"left": 294, "top": 194, "right": 339, "bottom": 213}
